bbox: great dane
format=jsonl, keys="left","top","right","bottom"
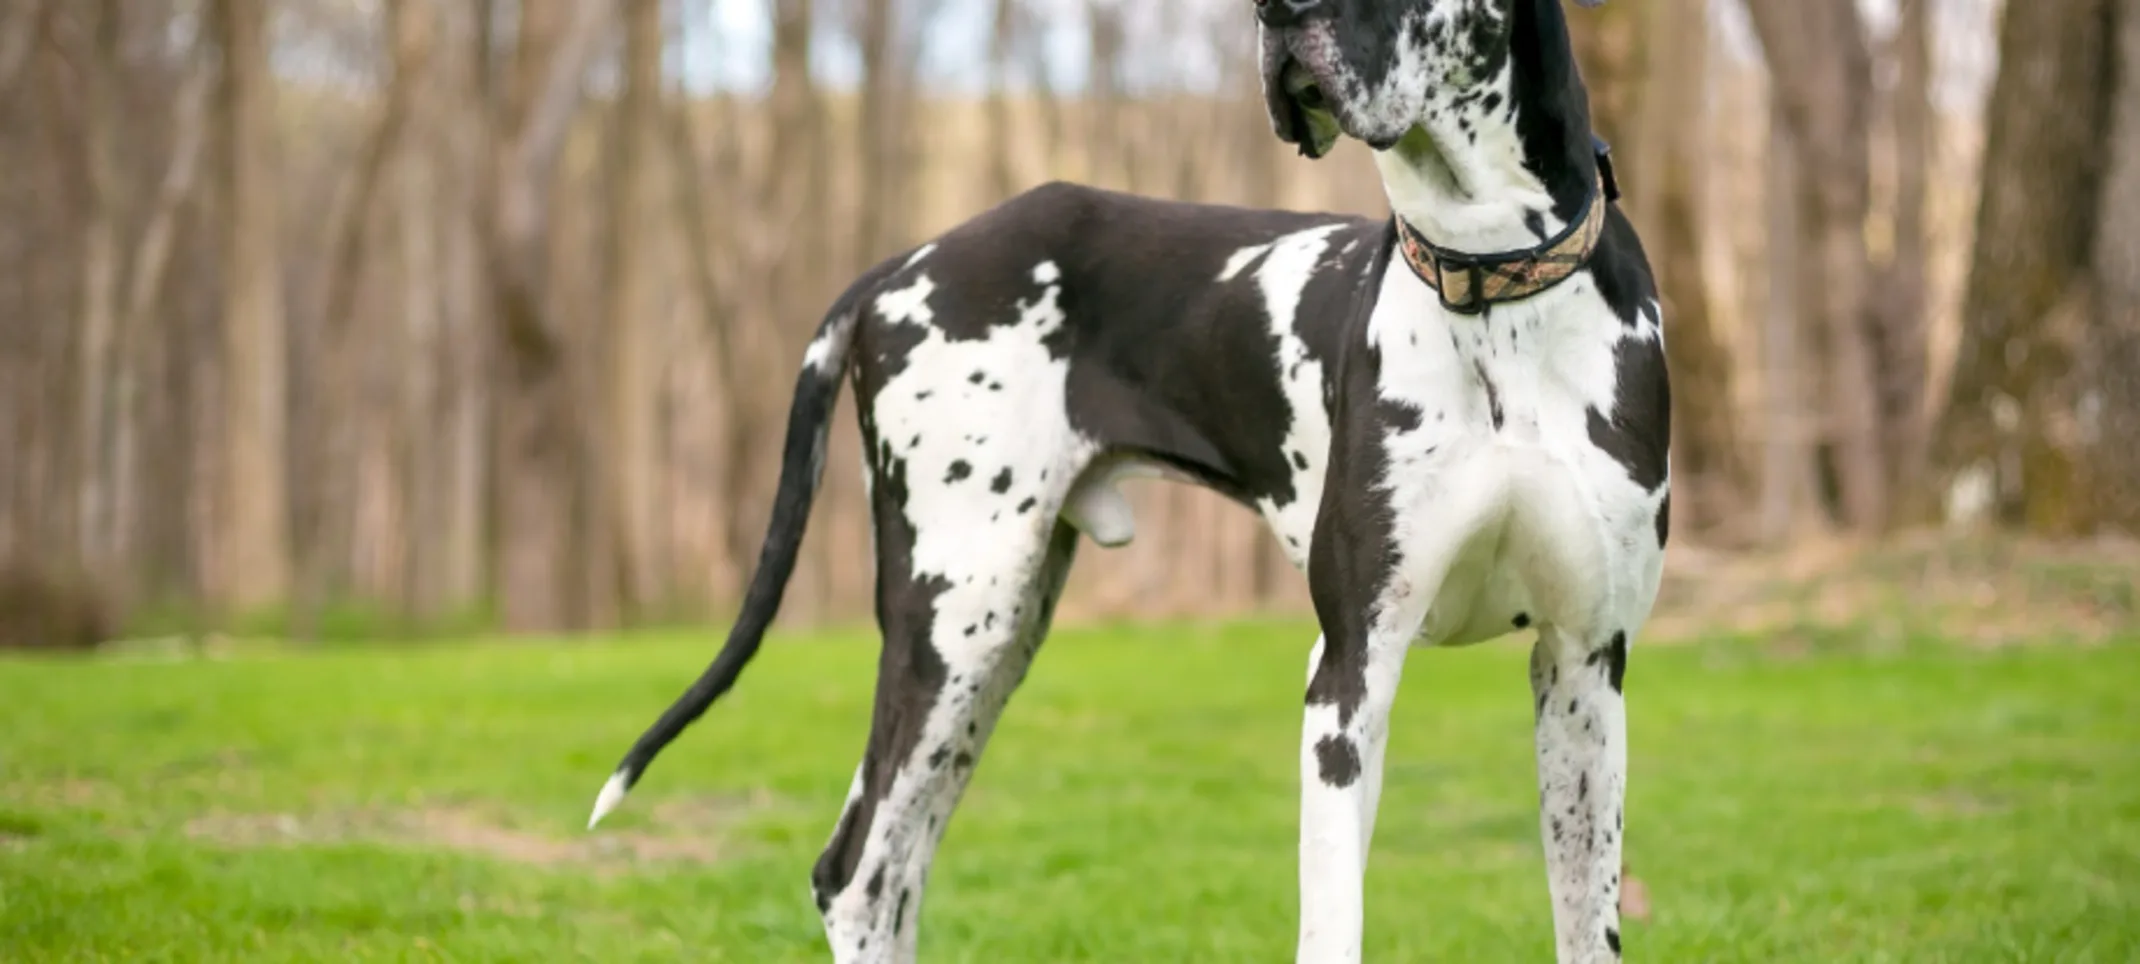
{"left": 590, "top": 0, "right": 1666, "bottom": 960}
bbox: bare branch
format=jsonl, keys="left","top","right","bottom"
{"left": 505, "top": 0, "right": 615, "bottom": 186}
{"left": 122, "top": 61, "right": 213, "bottom": 336}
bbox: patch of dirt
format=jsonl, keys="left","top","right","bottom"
{"left": 183, "top": 791, "right": 779, "bottom": 868}
{"left": 1643, "top": 529, "right": 2140, "bottom": 648}
{"left": 1901, "top": 791, "right": 2012, "bottom": 818}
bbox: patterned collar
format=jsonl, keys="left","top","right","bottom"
{"left": 1393, "top": 139, "right": 1620, "bottom": 315}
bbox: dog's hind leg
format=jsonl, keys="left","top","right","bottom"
{"left": 810, "top": 245, "right": 1091, "bottom": 959}
{"left": 811, "top": 508, "right": 1080, "bottom": 963}
{"left": 1529, "top": 621, "right": 1631, "bottom": 962}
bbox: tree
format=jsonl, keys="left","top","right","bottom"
{"left": 298, "top": 0, "right": 438, "bottom": 636}
{"left": 484, "top": 0, "right": 616, "bottom": 631}
{"left": 2082, "top": 0, "right": 2140, "bottom": 530}
{"left": 75, "top": 0, "right": 122, "bottom": 565}
{"left": 1743, "top": 0, "right": 1890, "bottom": 533}
{"left": 393, "top": 0, "right": 451, "bottom": 622}
{"left": 1758, "top": 98, "right": 1824, "bottom": 541}
{"left": 1932, "top": 0, "right": 2117, "bottom": 533}
{"left": 1873, "top": 0, "right": 1934, "bottom": 521}
{"left": 601, "top": 0, "right": 665, "bottom": 622}
{"left": 211, "top": 0, "right": 292, "bottom": 611}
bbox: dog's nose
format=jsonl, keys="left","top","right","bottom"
{"left": 1255, "top": 0, "right": 1321, "bottom": 29}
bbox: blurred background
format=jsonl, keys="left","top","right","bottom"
{"left": 0, "top": 0, "right": 2133, "bottom": 648}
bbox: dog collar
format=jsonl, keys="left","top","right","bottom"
{"left": 1394, "top": 138, "right": 1620, "bottom": 316}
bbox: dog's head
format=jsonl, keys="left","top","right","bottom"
{"left": 1259, "top": 0, "right": 1603, "bottom": 159}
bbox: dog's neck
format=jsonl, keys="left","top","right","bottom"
{"left": 1373, "top": 0, "right": 1599, "bottom": 256}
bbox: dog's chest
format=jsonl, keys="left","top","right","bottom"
{"left": 1369, "top": 273, "right": 1621, "bottom": 468}
{"left": 1365, "top": 272, "right": 1648, "bottom": 643}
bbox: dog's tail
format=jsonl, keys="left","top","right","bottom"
{"left": 586, "top": 273, "right": 878, "bottom": 831}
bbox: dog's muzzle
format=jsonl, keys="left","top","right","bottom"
{"left": 1260, "top": 29, "right": 1336, "bottom": 159}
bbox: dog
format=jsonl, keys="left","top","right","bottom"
{"left": 589, "top": 0, "right": 1665, "bottom": 960}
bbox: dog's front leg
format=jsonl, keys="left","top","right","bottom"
{"left": 1296, "top": 615, "right": 1413, "bottom": 963}
{"left": 1296, "top": 488, "right": 1436, "bottom": 964}
{"left": 1530, "top": 624, "right": 1631, "bottom": 962}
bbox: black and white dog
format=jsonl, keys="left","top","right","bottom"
{"left": 591, "top": 0, "right": 1665, "bottom": 960}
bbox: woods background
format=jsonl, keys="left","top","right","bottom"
{"left": 0, "top": 0, "right": 2134, "bottom": 644}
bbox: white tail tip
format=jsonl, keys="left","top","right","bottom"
{"left": 587, "top": 770, "right": 631, "bottom": 830}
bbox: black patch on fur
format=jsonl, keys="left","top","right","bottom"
{"left": 1586, "top": 325, "right": 1670, "bottom": 492}
{"left": 866, "top": 866, "right": 886, "bottom": 900}
{"left": 991, "top": 468, "right": 1013, "bottom": 493}
{"left": 1513, "top": 612, "right": 1531, "bottom": 629}
{"left": 1016, "top": 497, "right": 1036, "bottom": 513}
{"left": 810, "top": 404, "right": 955, "bottom": 904}
{"left": 1507, "top": 0, "right": 1602, "bottom": 225}
{"left": 961, "top": 182, "right": 1390, "bottom": 509}
{"left": 1315, "top": 735, "right": 1363, "bottom": 788}
{"left": 1378, "top": 398, "right": 1424, "bottom": 434}
{"left": 1475, "top": 360, "right": 1505, "bottom": 430}
{"left": 1523, "top": 208, "right": 1550, "bottom": 243}
{"left": 1304, "top": 223, "right": 1403, "bottom": 727}
{"left": 1589, "top": 214, "right": 1662, "bottom": 329}
{"left": 1606, "top": 927, "right": 1621, "bottom": 954}
{"left": 1655, "top": 491, "right": 1671, "bottom": 545}
{"left": 1586, "top": 631, "right": 1630, "bottom": 693}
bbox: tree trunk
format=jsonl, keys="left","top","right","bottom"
{"left": 115, "top": 61, "right": 212, "bottom": 588}
{"left": 857, "top": 0, "right": 903, "bottom": 263}
{"left": 1931, "top": 0, "right": 2116, "bottom": 532}
{"left": 296, "top": 0, "right": 426, "bottom": 637}
{"left": 1567, "top": 0, "right": 1640, "bottom": 150}
{"left": 436, "top": 0, "right": 491, "bottom": 613}
{"left": 598, "top": 0, "right": 662, "bottom": 623}
{"left": 392, "top": 0, "right": 447, "bottom": 624}
{"left": 1086, "top": 1, "right": 1127, "bottom": 186}
{"left": 1874, "top": 0, "right": 1935, "bottom": 525}
{"left": 2084, "top": 0, "right": 2140, "bottom": 531}
{"left": 1744, "top": 0, "right": 1888, "bottom": 531}
{"left": 211, "top": 0, "right": 291, "bottom": 613}
{"left": 1759, "top": 97, "right": 1824, "bottom": 542}
{"left": 76, "top": 0, "right": 122, "bottom": 567}
{"left": 986, "top": 0, "right": 1021, "bottom": 200}
{"left": 487, "top": 0, "right": 612, "bottom": 633}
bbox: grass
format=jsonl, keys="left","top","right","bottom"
{"left": 3, "top": 622, "right": 2138, "bottom": 962}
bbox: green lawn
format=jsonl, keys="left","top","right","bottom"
{"left": 3, "top": 623, "right": 2137, "bottom": 962}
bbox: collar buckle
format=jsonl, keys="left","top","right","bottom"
{"left": 1432, "top": 248, "right": 1490, "bottom": 316}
